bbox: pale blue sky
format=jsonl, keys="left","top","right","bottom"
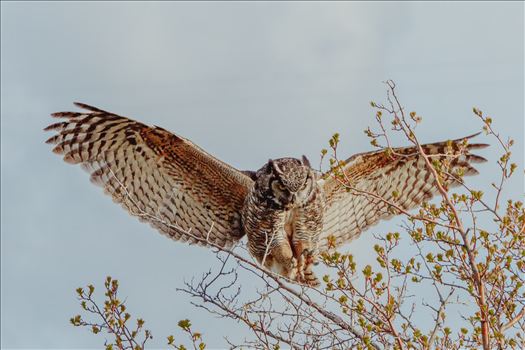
{"left": 1, "top": 2, "right": 523, "bottom": 348}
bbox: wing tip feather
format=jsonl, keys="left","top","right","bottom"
{"left": 461, "top": 131, "right": 482, "bottom": 140}
{"left": 52, "top": 144, "right": 64, "bottom": 154}
{"left": 63, "top": 153, "right": 79, "bottom": 164}
{"left": 73, "top": 102, "right": 107, "bottom": 113}
{"left": 467, "top": 154, "right": 487, "bottom": 163}
{"left": 43, "top": 122, "right": 62, "bottom": 132}
{"left": 51, "top": 111, "right": 82, "bottom": 118}
{"left": 468, "top": 143, "right": 489, "bottom": 150}
{"left": 45, "top": 135, "right": 59, "bottom": 144}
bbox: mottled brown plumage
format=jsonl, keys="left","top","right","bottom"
{"left": 241, "top": 157, "right": 325, "bottom": 285}
{"left": 45, "top": 103, "right": 252, "bottom": 247}
{"left": 319, "top": 135, "right": 488, "bottom": 251}
{"left": 45, "top": 103, "right": 487, "bottom": 286}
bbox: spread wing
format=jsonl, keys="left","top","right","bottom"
{"left": 45, "top": 103, "right": 254, "bottom": 248}
{"left": 318, "top": 134, "right": 488, "bottom": 251}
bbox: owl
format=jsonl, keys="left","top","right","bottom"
{"left": 45, "top": 103, "right": 487, "bottom": 286}
{"left": 241, "top": 157, "right": 325, "bottom": 285}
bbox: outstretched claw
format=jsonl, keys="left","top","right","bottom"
{"left": 293, "top": 248, "right": 320, "bottom": 287}
{"left": 302, "top": 270, "right": 320, "bottom": 287}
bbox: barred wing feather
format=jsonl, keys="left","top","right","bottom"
{"left": 45, "top": 103, "right": 253, "bottom": 247}
{"left": 318, "top": 134, "right": 488, "bottom": 251}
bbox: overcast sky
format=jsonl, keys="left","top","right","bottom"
{"left": 1, "top": 2, "right": 523, "bottom": 348}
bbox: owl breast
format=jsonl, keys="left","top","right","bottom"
{"left": 241, "top": 170, "right": 324, "bottom": 264}
{"left": 239, "top": 157, "right": 325, "bottom": 284}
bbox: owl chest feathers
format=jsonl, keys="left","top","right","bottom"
{"left": 241, "top": 179, "right": 325, "bottom": 257}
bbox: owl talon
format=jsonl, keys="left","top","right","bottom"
{"left": 296, "top": 270, "right": 320, "bottom": 287}
{"left": 303, "top": 270, "right": 320, "bottom": 287}
{"left": 294, "top": 256, "right": 304, "bottom": 280}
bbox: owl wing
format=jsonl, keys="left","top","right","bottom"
{"left": 45, "top": 103, "right": 254, "bottom": 248}
{"left": 318, "top": 134, "right": 488, "bottom": 251}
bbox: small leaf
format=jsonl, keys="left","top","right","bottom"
{"left": 362, "top": 265, "right": 372, "bottom": 278}
{"left": 178, "top": 319, "right": 191, "bottom": 330}
{"left": 167, "top": 335, "right": 175, "bottom": 345}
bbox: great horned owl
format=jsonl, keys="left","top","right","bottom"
{"left": 242, "top": 157, "right": 325, "bottom": 285}
{"left": 45, "top": 103, "right": 487, "bottom": 286}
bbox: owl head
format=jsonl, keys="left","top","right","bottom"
{"left": 254, "top": 156, "right": 317, "bottom": 210}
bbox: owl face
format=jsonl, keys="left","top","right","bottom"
{"left": 256, "top": 156, "right": 316, "bottom": 210}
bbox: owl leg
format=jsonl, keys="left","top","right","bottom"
{"left": 292, "top": 241, "right": 320, "bottom": 287}
{"left": 303, "top": 251, "right": 320, "bottom": 287}
{"left": 291, "top": 241, "right": 307, "bottom": 281}
{"left": 261, "top": 242, "right": 297, "bottom": 281}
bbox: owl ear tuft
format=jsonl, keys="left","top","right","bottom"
{"left": 301, "top": 155, "right": 311, "bottom": 168}
{"left": 269, "top": 159, "right": 283, "bottom": 175}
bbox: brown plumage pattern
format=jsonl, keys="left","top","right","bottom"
{"left": 318, "top": 135, "right": 488, "bottom": 251}
{"left": 45, "top": 103, "right": 487, "bottom": 285}
{"left": 45, "top": 103, "right": 253, "bottom": 247}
